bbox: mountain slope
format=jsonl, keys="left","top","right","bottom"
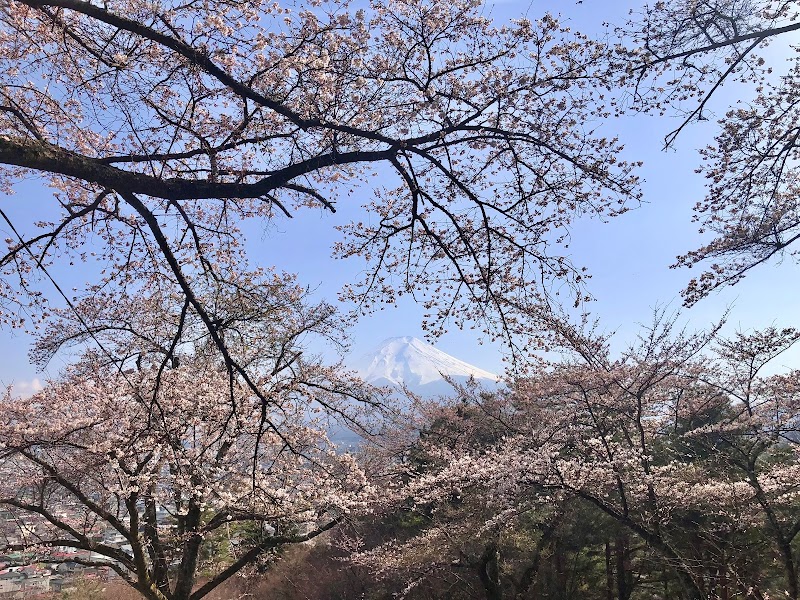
{"left": 357, "top": 336, "right": 499, "bottom": 389}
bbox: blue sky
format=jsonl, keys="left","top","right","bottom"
{"left": 1, "top": 0, "right": 798, "bottom": 392}
{"left": 250, "top": 107, "right": 800, "bottom": 375}
{"left": 250, "top": 0, "right": 800, "bottom": 374}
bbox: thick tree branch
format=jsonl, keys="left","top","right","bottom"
{"left": 0, "top": 136, "right": 396, "bottom": 200}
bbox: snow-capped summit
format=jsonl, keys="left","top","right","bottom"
{"left": 358, "top": 336, "right": 499, "bottom": 390}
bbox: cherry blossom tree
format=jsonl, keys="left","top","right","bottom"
{"left": 623, "top": 0, "right": 800, "bottom": 303}
{"left": 361, "top": 317, "right": 800, "bottom": 600}
{"left": 0, "top": 0, "right": 641, "bottom": 357}
{"left": 353, "top": 384, "right": 577, "bottom": 600}
{"left": 0, "top": 276, "right": 386, "bottom": 600}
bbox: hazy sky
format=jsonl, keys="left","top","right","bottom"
{"left": 1, "top": 0, "right": 798, "bottom": 393}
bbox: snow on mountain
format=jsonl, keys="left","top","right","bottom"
{"left": 357, "top": 336, "right": 499, "bottom": 389}
{"left": 327, "top": 337, "right": 500, "bottom": 447}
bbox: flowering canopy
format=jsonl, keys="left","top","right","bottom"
{"left": 623, "top": 0, "right": 800, "bottom": 303}
{"left": 0, "top": 0, "right": 641, "bottom": 353}
{"left": 0, "top": 274, "right": 387, "bottom": 600}
{"left": 0, "top": 352, "right": 378, "bottom": 600}
{"left": 359, "top": 319, "right": 800, "bottom": 599}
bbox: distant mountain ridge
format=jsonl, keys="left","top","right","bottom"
{"left": 356, "top": 336, "right": 499, "bottom": 395}
{"left": 328, "top": 337, "right": 500, "bottom": 447}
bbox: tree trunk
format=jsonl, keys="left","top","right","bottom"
{"left": 615, "top": 535, "right": 629, "bottom": 600}
{"left": 576, "top": 492, "right": 707, "bottom": 600}
{"left": 779, "top": 540, "right": 799, "bottom": 600}
{"left": 514, "top": 518, "right": 560, "bottom": 600}
{"left": 718, "top": 563, "right": 729, "bottom": 600}
{"left": 172, "top": 501, "right": 204, "bottom": 600}
{"left": 479, "top": 542, "right": 503, "bottom": 600}
{"left": 605, "top": 541, "right": 614, "bottom": 600}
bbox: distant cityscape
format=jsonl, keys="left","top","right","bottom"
{"left": 2, "top": 504, "right": 152, "bottom": 598}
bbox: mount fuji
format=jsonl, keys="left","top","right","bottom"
{"left": 355, "top": 336, "right": 500, "bottom": 396}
